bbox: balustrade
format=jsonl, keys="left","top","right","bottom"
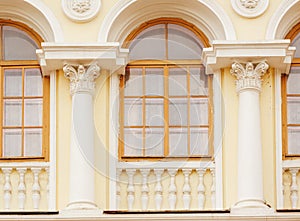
{"left": 116, "top": 162, "right": 215, "bottom": 211}
{"left": 0, "top": 162, "right": 50, "bottom": 211}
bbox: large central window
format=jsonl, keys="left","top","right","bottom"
{"left": 119, "top": 18, "right": 212, "bottom": 160}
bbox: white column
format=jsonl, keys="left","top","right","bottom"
{"left": 230, "top": 61, "right": 273, "bottom": 214}
{"left": 63, "top": 64, "right": 100, "bottom": 211}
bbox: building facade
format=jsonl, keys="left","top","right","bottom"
{"left": 0, "top": 0, "right": 300, "bottom": 220}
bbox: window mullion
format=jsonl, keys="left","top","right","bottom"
{"left": 142, "top": 67, "right": 146, "bottom": 157}
{"left": 21, "top": 67, "right": 25, "bottom": 157}
{"left": 164, "top": 66, "right": 169, "bottom": 157}
{"left": 187, "top": 66, "right": 191, "bottom": 156}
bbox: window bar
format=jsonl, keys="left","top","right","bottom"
{"left": 164, "top": 66, "right": 169, "bottom": 157}
{"left": 21, "top": 68, "right": 25, "bottom": 157}
{"left": 187, "top": 66, "right": 191, "bottom": 156}
{"left": 142, "top": 67, "right": 146, "bottom": 157}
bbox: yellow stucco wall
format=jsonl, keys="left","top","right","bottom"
{"left": 40, "top": 0, "right": 286, "bottom": 211}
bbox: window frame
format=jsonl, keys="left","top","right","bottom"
{"left": 0, "top": 20, "right": 49, "bottom": 161}
{"left": 119, "top": 18, "right": 213, "bottom": 161}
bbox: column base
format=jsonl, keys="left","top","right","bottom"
{"left": 231, "top": 199, "right": 274, "bottom": 215}
{"left": 61, "top": 201, "right": 102, "bottom": 217}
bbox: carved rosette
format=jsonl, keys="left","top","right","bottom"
{"left": 62, "top": 0, "right": 101, "bottom": 22}
{"left": 63, "top": 64, "right": 100, "bottom": 95}
{"left": 231, "top": 0, "right": 269, "bottom": 18}
{"left": 230, "top": 61, "right": 269, "bottom": 93}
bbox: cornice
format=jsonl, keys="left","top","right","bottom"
{"left": 36, "top": 43, "right": 129, "bottom": 75}
{"left": 202, "top": 40, "right": 295, "bottom": 74}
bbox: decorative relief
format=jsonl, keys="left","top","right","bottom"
{"left": 63, "top": 64, "right": 100, "bottom": 95}
{"left": 230, "top": 61, "right": 269, "bottom": 92}
{"left": 241, "top": 0, "right": 259, "bottom": 9}
{"left": 62, "top": 0, "right": 101, "bottom": 22}
{"left": 231, "top": 0, "right": 269, "bottom": 18}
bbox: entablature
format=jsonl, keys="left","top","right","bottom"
{"left": 202, "top": 40, "right": 295, "bottom": 74}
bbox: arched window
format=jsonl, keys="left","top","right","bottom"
{"left": 283, "top": 24, "right": 300, "bottom": 158}
{"left": 0, "top": 20, "right": 49, "bottom": 161}
{"left": 119, "top": 18, "right": 212, "bottom": 160}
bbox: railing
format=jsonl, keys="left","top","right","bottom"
{"left": 0, "top": 162, "right": 49, "bottom": 211}
{"left": 116, "top": 161, "right": 215, "bottom": 211}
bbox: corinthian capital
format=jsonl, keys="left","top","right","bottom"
{"left": 230, "top": 61, "right": 269, "bottom": 92}
{"left": 63, "top": 64, "right": 100, "bottom": 95}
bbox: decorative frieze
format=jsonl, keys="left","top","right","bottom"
{"left": 230, "top": 61, "right": 269, "bottom": 92}
{"left": 63, "top": 64, "right": 100, "bottom": 95}
{"left": 62, "top": 0, "right": 101, "bottom": 22}
{"left": 231, "top": 0, "right": 269, "bottom": 18}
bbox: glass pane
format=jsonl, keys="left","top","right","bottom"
{"left": 169, "top": 98, "right": 188, "bottom": 125}
{"left": 169, "top": 68, "right": 187, "bottom": 96}
{"left": 287, "top": 67, "right": 300, "bottom": 94}
{"left": 291, "top": 34, "right": 300, "bottom": 58}
{"left": 3, "top": 99, "right": 22, "bottom": 126}
{"left": 24, "top": 99, "right": 43, "bottom": 126}
{"left": 168, "top": 24, "right": 202, "bottom": 59}
{"left": 145, "top": 68, "right": 164, "bottom": 96}
{"left": 3, "top": 129, "right": 22, "bottom": 157}
{"left": 190, "top": 67, "right": 208, "bottom": 96}
{"left": 129, "top": 24, "right": 166, "bottom": 60}
{"left": 190, "top": 98, "right": 208, "bottom": 125}
{"left": 190, "top": 128, "right": 209, "bottom": 156}
{"left": 24, "top": 128, "right": 42, "bottom": 157}
{"left": 124, "top": 98, "right": 142, "bottom": 126}
{"left": 169, "top": 128, "right": 188, "bottom": 156}
{"left": 3, "top": 26, "right": 38, "bottom": 60}
{"left": 4, "top": 69, "right": 22, "bottom": 97}
{"left": 145, "top": 98, "right": 164, "bottom": 126}
{"left": 288, "top": 126, "right": 300, "bottom": 155}
{"left": 123, "top": 128, "right": 143, "bottom": 156}
{"left": 25, "top": 68, "right": 43, "bottom": 96}
{"left": 124, "top": 68, "right": 143, "bottom": 96}
{"left": 145, "top": 128, "right": 164, "bottom": 156}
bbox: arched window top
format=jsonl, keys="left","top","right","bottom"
{"left": 0, "top": 20, "right": 42, "bottom": 61}
{"left": 123, "top": 18, "right": 208, "bottom": 61}
{"left": 286, "top": 22, "right": 300, "bottom": 58}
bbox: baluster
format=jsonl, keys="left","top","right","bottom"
{"left": 17, "top": 168, "right": 27, "bottom": 210}
{"left": 31, "top": 168, "right": 41, "bottom": 210}
{"left": 182, "top": 169, "right": 192, "bottom": 210}
{"left": 45, "top": 167, "right": 50, "bottom": 210}
{"left": 126, "top": 169, "right": 135, "bottom": 210}
{"left": 154, "top": 169, "right": 164, "bottom": 210}
{"left": 196, "top": 168, "right": 206, "bottom": 209}
{"left": 140, "top": 169, "right": 150, "bottom": 210}
{"left": 290, "top": 168, "right": 299, "bottom": 209}
{"left": 210, "top": 169, "right": 216, "bottom": 209}
{"left": 168, "top": 169, "right": 177, "bottom": 210}
{"left": 116, "top": 169, "right": 122, "bottom": 210}
{"left": 3, "top": 168, "right": 12, "bottom": 210}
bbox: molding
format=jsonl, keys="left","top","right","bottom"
{"left": 202, "top": 40, "right": 295, "bottom": 74}
{"left": 108, "top": 72, "right": 120, "bottom": 210}
{"left": 36, "top": 43, "right": 129, "bottom": 75}
{"left": 62, "top": 0, "right": 101, "bottom": 23}
{"left": 0, "top": 0, "right": 63, "bottom": 42}
{"left": 213, "top": 71, "right": 223, "bottom": 210}
{"left": 98, "top": 0, "right": 236, "bottom": 43}
{"left": 117, "top": 161, "right": 215, "bottom": 169}
{"left": 266, "top": 0, "right": 299, "bottom": 39}
{"left": 231, "top": 0, "right": 269, "bottom": 18}
{"left": 275, "top": 69, "right": 283, "bottom": 209}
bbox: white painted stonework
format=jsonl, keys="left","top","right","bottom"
{"left": 231, "top": 0, "right": 269, "bottom": 18}
{"left": 62, "top": 0, "right": 101, "bottom": 22}
{"left": 230, "top": 61, "right": 273, "bottom": 214}
{"left": 63, "top": 64, "right": 101, "bottom": 212}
